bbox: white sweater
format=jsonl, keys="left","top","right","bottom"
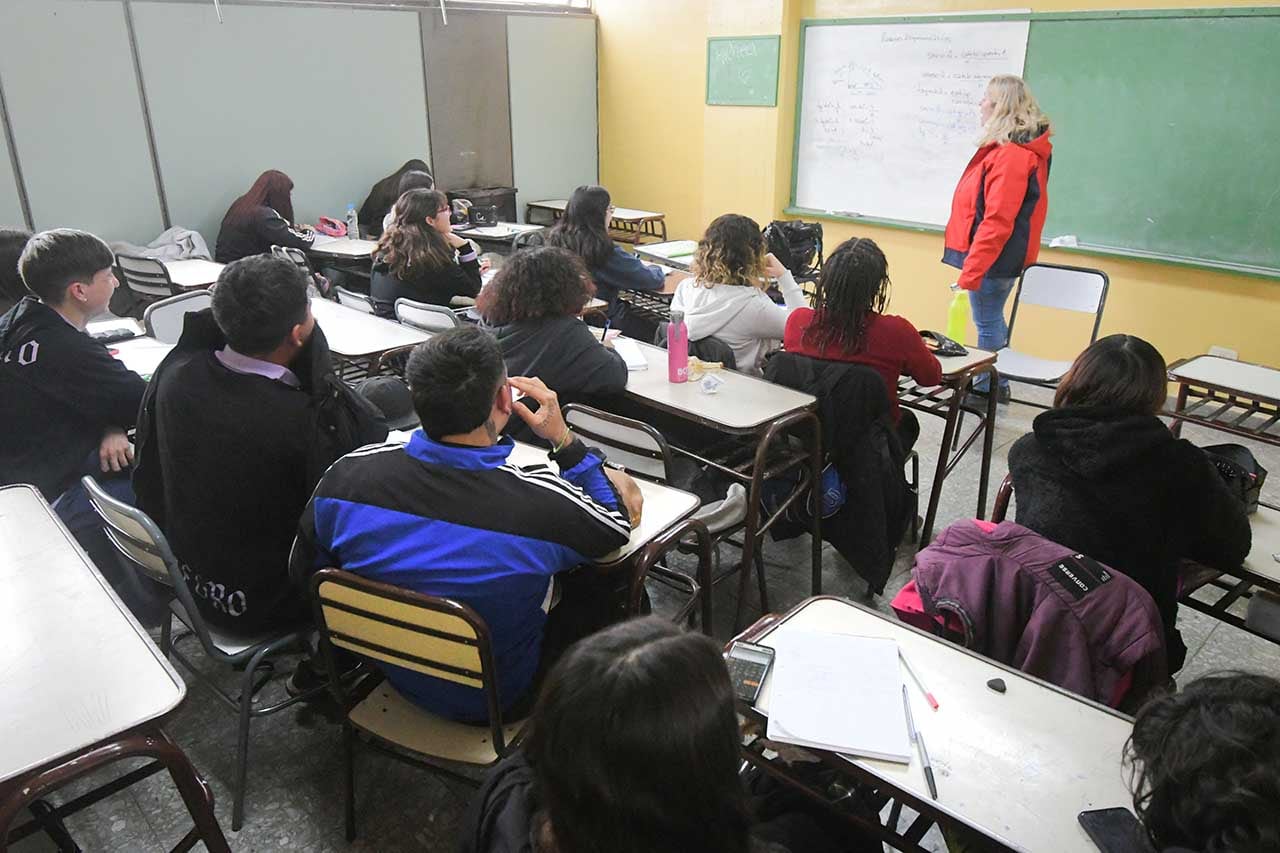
{"left": 670, "top": 270, "right": 806, "bottom": 375}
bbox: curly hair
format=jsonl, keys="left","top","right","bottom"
{"left": 375, "top": 189, "right": 455, "bottom": 280}
{"left": 475, "top": 246, "right": 595, "bottom": 326}
{"left": 802, "top": 236, "right": 890, "bottom": 355}
{"left": 1126, "top": 672, "right": 1280, "bottom": 853}
{"left": 691, "top": 214, "right": 766, "bottom": 290}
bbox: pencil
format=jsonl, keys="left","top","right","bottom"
{"left": 900, "top": 650, "right": 939, "bottom": 710}
{"left": 903, "top": 685, "right": 938, "bottom": 800}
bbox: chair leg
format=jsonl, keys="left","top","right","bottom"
{"left": 231, "top": 653, "right": 266, "bottom": 831}
{"left": 343, "top": 723, "right": 357, "bottom": 842}
{"left": 753, "top": 550, "right": 770, "bottom": 615}
{"left": 159, "top": 613, "right": 172, "bottom": 658}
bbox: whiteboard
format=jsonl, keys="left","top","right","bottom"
{"left": 793, "top": 17, "right": 1030, "bottom": 227}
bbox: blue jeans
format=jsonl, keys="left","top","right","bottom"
{"left": 968, "top": 275, "right": 1016, "bottom": 391}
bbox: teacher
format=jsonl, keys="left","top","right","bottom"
{"left": 942, "top": 74, "right": 1052, "bottom": 402}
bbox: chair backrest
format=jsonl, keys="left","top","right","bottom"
{"left": 991, "top": 474, "right": 1013, "bottom": 523}
{"left": 143, "top": 289, "right": 212, "bottom": 343}
{"left": 652, "top": 324, "right": 737, "bottom": 370}
{"left": 115, "top": 254, "right": 178, "bottom": 299}
{"left": 394, "top": 298, "right": 460, "bottom": 333}
{"left": 271, "top": 244, "right": 314, "bottom": 275}
{"left": 310, "top": 568, "right": 511, "bottom": 750}
{"left": 336, "top": 286, "right": 375, "bottom": 314}
{"left": 562, "top": 403, "right": 673, "bottom": 481}
{"left": 1008, "top": 263, "right": 1110, "bottom": 347}
{"left": 511, "top": 228, "right": 546, "bottom": 250}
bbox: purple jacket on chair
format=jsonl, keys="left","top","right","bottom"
{"left": 912, "top": 520, "right": 1168, "bottom": 710}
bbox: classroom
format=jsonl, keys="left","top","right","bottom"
{"left": 1, "top": 0, "right": 1277, "bottom": 851}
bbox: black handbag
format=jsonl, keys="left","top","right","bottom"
{"left": 1202, "top": 443, "right": 1267, "bottom": 513}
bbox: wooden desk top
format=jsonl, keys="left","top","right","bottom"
{"left": 161, "top": 258, "right": 224, "bottom": 290}
{"left": 624, "top": 340, "right": 815, "bottom": 433}
{"left": 635, "top": 240, "right": 697, "bottom": 270}
{"left": 311, "top": 298, "right": 430, "bottom": 358}
{"left": 110, "top": 336, "right": 173, "bottom": 379}
{"left": 1168, "top": 355, "right": 1280, "bottom": 403}
{"left": 752, "top": 597, "right": 1134, "bottom": 853}
{"left": 455, "top": 223, "right": 544, "bottom": 239}
{"left": 1245, "top": 504, "right": 1280, "bottom": 585}
{"left": 308, "top": 237, "right": 378, "bottom": 258}
{"left": 0, "top": 485, "right": 185, "bottom": 784}
{"left": 934, "top": 346, "right": 998, "bottom": 380}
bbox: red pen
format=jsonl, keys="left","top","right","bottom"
{"left": 900, "top": 650, "right": 939, "bottom": 711}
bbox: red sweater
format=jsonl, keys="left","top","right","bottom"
{"left": 783, "top": 308, "right": 942, "bottom": 422}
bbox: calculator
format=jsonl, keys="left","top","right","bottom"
{"left": 726, "top": 640, "right": 775, "bottom": 705}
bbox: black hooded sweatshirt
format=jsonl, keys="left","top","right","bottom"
{"left": 0, "top": 297, "right": 146, "bottom": 499}
{"left": 1008, "top": 407, "right": 1251, "bottom": 671}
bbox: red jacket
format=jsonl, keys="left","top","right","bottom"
{"left": 942, "top": 130, "right": 1052, "bottom": 291}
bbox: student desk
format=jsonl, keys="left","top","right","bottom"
{"left": 525, "top": 199, "right": 667, "bottom": 245}
{"left": 1180, "top": 504, "right": 1280, "bottom": 645}
{"left": 1166, "top": 355, "right": 1280, "bottom": 447}
{"left": 308, "top": 236, "right": 378, "bottom": 260}
{"left": 385, "top": 433, "right": 715, "bottom": 628}
{"left": 898, "top": 348, "right": 1001, "bottom": 543}
{"left": 311, "top": 297, "right": 430, "bottom": 376}
{"left": 161, "top": 258, "right": 224, "bottom": 290}
{"left": 110, "top": 335, "right": 174, "bottom": 380}
{"left": 735, "top": 596, "right": 1134, "bottom": 853}
{"left": 0, "top": 485, "right": 230, "bottom": 851}
{"left": 634, "top": 239, "right": 698, "bottom": 271}
{"left": 621, "top": 340, "right": 822, "bottom": 628}
{"left": 453, "top": 221, "right": 544, "bottom": 254}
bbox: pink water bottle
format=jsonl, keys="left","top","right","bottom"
{"left": 667, "top": 310, "right": 689, "bottom": 383}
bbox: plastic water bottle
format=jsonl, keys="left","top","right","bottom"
{"left": 345, "top": 204, "right": 359, "bottom": 239}
{"left": 946, "top": 284, "right": 969, "bottom": 343}
{"left": 667, "top": 310, "right": 689, "bottom": 384}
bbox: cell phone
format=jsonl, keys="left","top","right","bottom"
{"left": 1078, "top": 808, "right": 1155, "bottom": 853}
{"left": 725, "top": 640, "right": 775, "bottom": 705}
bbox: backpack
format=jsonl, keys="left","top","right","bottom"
{"left": 762, "top": 220, "right": 824, "bottom": 281}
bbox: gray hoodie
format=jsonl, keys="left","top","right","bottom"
{"left": 669, "top": 270, "right": 805, "bottom": 375}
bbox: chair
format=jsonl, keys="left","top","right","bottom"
{"left": 270, "top": 244, "right": 314, "bottom": 276}
{"left": 142, "top": 290, "right": 212, "bottom": 344}
{"left": 998, "top": 263, "right": 1110, "bottom": 405}
{"left": 309, "top": 569, "right": 526, "bottom": 842}
{"left": 115, "top": 254, "right": 182, "bottom": 304}
{"left": 80, "top": 476, "right": 328, "bottom": 831}
{"left": 394, "top": 298, "right": 461, "bottom": 333}
{"left": 335, "top": 286, "right": 375, "bottom": 314}
{"left": 991, "top": 473, "right": 1013, "bottom": 523}
{"left": 511, "top": 228, "right": 546, "bottom": 251}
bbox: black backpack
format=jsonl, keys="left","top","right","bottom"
{"left": 762, "top": 220, "right": 824, "bottom": 281}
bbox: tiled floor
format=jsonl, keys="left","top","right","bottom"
{"left": 14, "top": 392, "right": 1279, "bottom": 852}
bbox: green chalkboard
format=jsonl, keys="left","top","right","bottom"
{"left": 706, "top": 35, "right": 780, "bottom": 107}
{"left": 1024, "top": 9, "right": 1280, "bottom": 276}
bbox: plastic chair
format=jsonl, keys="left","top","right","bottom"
{"left": 115, "top": 254, "right": 182, "bottom": 303}
{"left": 142, "top": 290, "right": 212, "bottom": 344}
{"left": 999, "top": 263, "right": 1110, "bottom": 404}
{"left": 511, "top": 228, "right": 546, "bottom": 251}
{"left": 309, "top": 569, "right": 526, "bottom": 842}
{"left": 80, "top": 476, "right": 328, "bottom": 831}
{"left": 335, "top": 286, "right": 375, "bottom": 314}
{"left": 394, "top": 298, "right": 461, "bottom": 334}
{"left": 270, "top": 244, "right": 314, "bottom": 276}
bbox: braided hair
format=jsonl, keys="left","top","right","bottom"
{"left": 800, "top": 236, "right": 891, "bottom": 356}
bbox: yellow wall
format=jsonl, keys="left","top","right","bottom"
{"left": 596, "top": 0, "right": 1280, "bottom": 366}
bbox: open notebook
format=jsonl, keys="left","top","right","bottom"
{"left": 612, "top": 338, "right": 648, "bottom": 371}
{"left": 765, "top": 630, "right": 911, "bottom": 763}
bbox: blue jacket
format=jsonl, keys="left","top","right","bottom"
{"left": 592, "top": 245, "right": 664, "bottom": 308}
{"left": 290, "top": 431, "right": 631, "bottom": 721}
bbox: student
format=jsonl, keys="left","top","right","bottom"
{"left": 1127, "top": 673, "right": 1280, "bottom": 853}
{"left": 0, "top": 229, "right": 146, "bottom": 578}
{"left": 671, "top": 213, "right": 806, "bottom": 375}
{"left": 358, "top": 158, "right": 433, "bottom": 238}
{"left": 477, "top": 246, "right": 626, "bottom": 439}
{"left": 133, "top": 255, "right": 387, "bottom": 637}
{"left": 1007, "top": 335, "right": 1251, "bottom": 672}
{"left": 370, "top": 188, "right": 483, "bottom": 318}
{"left": 783, "top": 237, "right": 941, "bottom": 451}
{"left": 0, "top": 227, "right": 33, "bottom": 314}
{"left": 461, "top": 617, "right": 856, "bottom": 853}
{"left": 214, "top": 169, "right": 315, "bottom": 263}
{"left": 544, "top": 185, "right": 671, "bottom": 317}
{"left": 291, "top": 327, "right": 640, "bottom": 723}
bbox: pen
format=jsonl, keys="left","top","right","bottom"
{"left": 900, "top": 650, "right": 939, "bottom": 710}
{"left": 903, "top": 685, "right": 938, "bottom": 800}
{"left": 598, "top": 318, "right": 612, "bottom": 341}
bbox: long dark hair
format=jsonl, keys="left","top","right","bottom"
{"left": 525, "top": 617, "right": 751, "bottom": 853}
{"left": 359, "top": 158, "right": 432, "bottom": 232}
{"left": 221, "top": 169, "right": 296, "bottom": 229}
{"left": 475, "top": 246, "right": 594, "bottom": 326}
{"left": 691, "top": 214, "right": 765, "bottom": 289}
{"left": 802, "top": 237, "right": 890, "bottom": 355}
{"left": 1126, "top": 672, "right": 1280, "bottom": 853}
{"left": 545, "top": 185, "right": 614, "bottom": 270}
{"left": 1053, "top": 334, "right": 1167, "bottom": 415}
{"left": 376, "top": 189, "right": 455, "bottom": 279}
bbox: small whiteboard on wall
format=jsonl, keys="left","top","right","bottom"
{"left": 792, "top": 14, "right": 1030, "bottom": 228}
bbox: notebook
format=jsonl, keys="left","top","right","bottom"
{"left": 765, "top": 630, "right": 911, "bottom": 763}
{"left": 612, "top": 338, "right": 648, "bottom": 371}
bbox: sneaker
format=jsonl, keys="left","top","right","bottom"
{"left": 971, "top": 385, "right": 1012, "bottom": 405}
{"left": 286, "top": 659, "right": 327, "bottom": 698}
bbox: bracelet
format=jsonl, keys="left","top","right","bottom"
{"left": 551, "top": 428, "right": 573, "bottom": 454}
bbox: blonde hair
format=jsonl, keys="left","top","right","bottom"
{"left": 977, "top": 75, "right": 1050, "bottom": 147}
{"left": 690, "top": 213, "right": 767, "bottom": 290}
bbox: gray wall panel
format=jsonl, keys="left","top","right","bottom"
{"left": 0, "top": 113, "right": 24, "bottom": 228}
{"left": 0, "top": 0, "right": 163, "bottom": 241}
{"left": 506, "top": 14, "right": 598, "bottom": 221}
{"left": 131, "top": 1, "right": 429, "bottom": 247}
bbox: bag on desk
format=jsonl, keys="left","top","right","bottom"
{"left": 1202, "top": 443, "right": 1267, "bottom": 513}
